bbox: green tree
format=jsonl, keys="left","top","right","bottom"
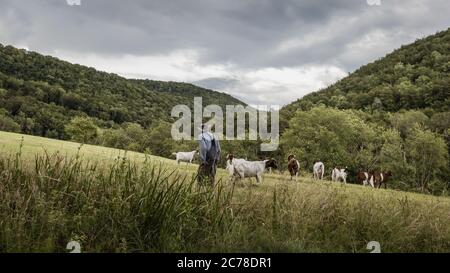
{"left": 429, "top": 111, "right": 450, "bottom": 140}
{"left": 379, "top": 129, "right": 414, "bottom": 189}
{"left": 122, "top": 123, "right": 145, "bottom": 151}
{"left": 281, "top": 107, "right": 378, "bottom": 177}
{"left": 406, "top": 127, "right": 448, "bottom": 192}
{"left": 0, "top": 113, "right": 20, "bottom": 133}
{"left": 389, "top": 110, "right": 429, "bottom": 138}
{"left": 65, "top": 116, "right": 99, "bottom": 144}
{"left": 143, "top": 121, "right": 176, "bottom": 157}
{"left": 100, "top": 128, "right": 129, "bottom": 150}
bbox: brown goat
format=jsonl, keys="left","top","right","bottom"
{"left": 287, "top": 154, "right": 300, "bottom": 181}
{"left": 371, "top": 171, "right": 393, "bottom": 189}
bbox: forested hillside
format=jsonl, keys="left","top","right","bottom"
{"left": 279, "top": 29, "right": 450, "bottom": 194}
{"left": 0, "top": 43, "right": 244, "bottom": 140}
{"left": 282, "top": 28, "right": 450, "bottom": 123}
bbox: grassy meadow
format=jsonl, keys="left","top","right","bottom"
{"left": 0, "top": 131, "right": 449, "bottom": 253}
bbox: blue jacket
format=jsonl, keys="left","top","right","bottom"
{"left": 198, "top": 132, "right": 221, "bottom": 165}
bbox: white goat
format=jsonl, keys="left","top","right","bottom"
{"left": 313, "top": 161, "right": 325, "bottom": 180}
{"left": 172, "top": 150, "right": 197, "bottom": 165}
{"left": 332, "top": 168, "right": 348, "bottom": 184}
{"left": 226, "top": 155, "right": 248, "bottom": 182}
{"left": 228, "top": 156, "right": 277, "bottom": 184}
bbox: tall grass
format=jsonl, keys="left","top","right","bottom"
{"left": 0, "top": 149, "right": 234, "bottom": 253}
{"left": 1, "top": 149, "right": 450, "bottom": 253}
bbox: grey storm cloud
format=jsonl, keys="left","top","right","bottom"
{"left": 0, "top": 0, "right": 449, "bottom": 105}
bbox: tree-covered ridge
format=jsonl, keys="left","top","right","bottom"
{"left": 0, "top": 43, "right": 245, "bottom": 139}
{"left": 282, "top": 28, "right": 450, "bottom": 121}
{"left": 276, "top": 28, "right": 450, "bottom": 194}
{"left": 132, "top": 79, "right": 244, "bottom": 108}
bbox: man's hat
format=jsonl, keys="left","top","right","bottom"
{"left": 199, "top": 124, "right": 210, "bottom": 132}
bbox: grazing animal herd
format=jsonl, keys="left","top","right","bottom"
{"left": 172, "top": 150, "right": 392, "bottom": 188}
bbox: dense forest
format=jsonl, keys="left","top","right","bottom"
{"left": 0, "top": 43, "right": 243, "bottom": 139}
{"left": 0, "top": 28, "right": 449, "bottom": 194}
{"left": 281, "top": 28, "right": 450, "bottom": 126}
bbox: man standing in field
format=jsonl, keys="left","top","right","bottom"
{"left": 197, "top": 124, "right": 221, "bottom": 186}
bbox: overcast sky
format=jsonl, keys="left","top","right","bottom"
{"left": 0, "top": 0, "right": 449, "bottom": 106}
